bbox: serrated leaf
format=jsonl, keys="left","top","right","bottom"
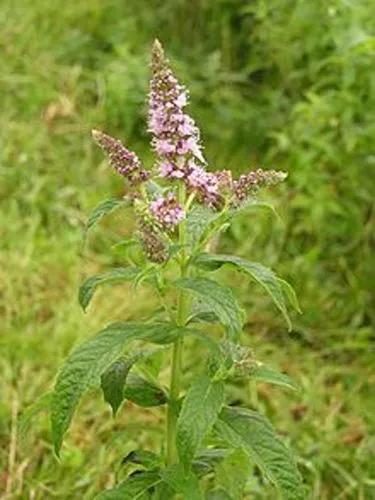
{"left": 122, "top": 449, "right": 161, "bottom": 470}
{"left": 86, "top": 198, "right": 128, "bottom": 233}
{"left": 251, "top": 364, "right": 299, "bottom": 392}
{"left": 51, "top": 322, "right": 188, "bottom": 455}
{"left": 216, "top": 407, "right": 304, "bottom": 499}
{"left": 186, "top": 205, "right": 219, "bottom": 247}
{"left": 175, "top": 277, "right": 244, "bottom": 340}
{"left": 160, "top": 465, "right": 204, "bottom": 500}
{"left": 177, "top": 374, "right": 225, "bottom": 468}
{"left": 79, "top": 267, "right": 139, "bottom": 312}
{"left": 124, "top": 373, "right": 167, "bottom": 407}
{"left": 101, "top": 357, "right": 134, "bottom": 415}
{"left": 195, "top": 253, "right": 295, "bottom": 330}
{"left": 95, "top": 471, "right": 161, "bottom": 499}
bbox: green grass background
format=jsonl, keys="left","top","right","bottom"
{"left": 0, "top": 0, "right": 374, "bottom": 498}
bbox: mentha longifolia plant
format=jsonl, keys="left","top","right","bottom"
{"left": 50, "top": 41, "right": 305, "bottom": 499}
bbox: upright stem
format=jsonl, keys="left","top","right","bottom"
{"left": 166, "top": 182, "right": 188, "bottom": 465}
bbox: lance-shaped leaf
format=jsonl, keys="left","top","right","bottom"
{"left": 251, "top": 364, "right": 299, "bottom": 392}
{"left": 96, "top": 471, "right": 161, "bottom": 499}
{"left": 51, "top": 322, "right": 188, "bottom": 455}
{"left": 160, "top": 465, "right": 204, "bottom": 500}
{"left": 86, "top": 198, "right": 128, "bottom": 233}
{"left": 216, "top": 407, "right": 304, "bottom": 499}
{"left": 79, "top": 267, "right": 139, "bottom": 312}
{"left": 100, "top": 357, "right": 134, "bottom": 415}
{"left": 175, "top": 278, "right": 244, "bottom": 340}
{"left": 195, "top": 253, "right": 297, "bottom": 330}
{"left": 124, "top": 373, "right": 167, "bottom": 407}
{"left": 177, "top": 374, "right": 225, "bottom": 468}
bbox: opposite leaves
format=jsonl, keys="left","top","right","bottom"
{"left": 177, "top": 374, "right": 225, "bottom": 468}
{"left": 216, "top": 407, "right": 304, "bottom": 499}
{"left": 175, "top": 277, "right": 244, "bottom": 341}
{"left": 51, "top": 322, "right": 188, "bottom": 455}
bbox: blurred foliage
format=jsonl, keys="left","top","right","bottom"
{"left": 0, "top": 0, "right": 374, "bottom": 498}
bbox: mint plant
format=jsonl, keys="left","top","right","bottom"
{"left": 50, "top": 41, "right": 304, "bottom": 499}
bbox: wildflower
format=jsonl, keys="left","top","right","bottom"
{"left": 186, "top": 165, "right": 221, "bottom": 208}
{"left": 92, "top": 129, "right": 149, "bottom": 185}
{"left": 148, "top": 40, "right": 206, "bottom": 180}
{"left": 150, "top": 193, "right": 185, "bottom": 230}
{"left": 232, "top": 168, "right": 287, "bottom": 203}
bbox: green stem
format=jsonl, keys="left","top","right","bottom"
{"left": 166, "top": 182, "right": 188, "bottom": 465}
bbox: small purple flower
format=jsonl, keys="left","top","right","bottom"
{"left": 186, "top": 165, "right": 221, "bottom": 208}
{"left": 148, "top": 40, "right": 206, "bottom": 179}
{"left": 92, "top": 129, "right": 149, "bottom": 185}
{"left": 150, "top": 193, "right": 185, "bottom": 230}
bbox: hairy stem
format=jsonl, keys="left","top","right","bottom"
{"left": 166, "top": 182, "right": 188, "bottom": 465}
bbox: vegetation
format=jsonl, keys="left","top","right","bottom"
{"left": 1, "top": 0, "right": 373, "bottom": 498}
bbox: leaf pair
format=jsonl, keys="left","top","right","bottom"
{"left": 51, "top": 322, "right": 191, "bottom": 455}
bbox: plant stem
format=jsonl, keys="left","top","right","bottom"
{"left": 166, "top": 182, "right": 188, "bottom": 465}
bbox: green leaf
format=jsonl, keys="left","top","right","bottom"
{"left": 206, "top": 489, "right": 233, "bottom": 500}
{"left": 160, "top": 465, "right": 204, "bottom": 500}
{"left": 100, "top": 357, "right": 134, "bottom": 415}
{"left": 79, "top": 267, "right": 139, "bottom": 312}
{"left": 177, "top": 374, "right": 225, "bottom": 468}
{"left": 186, "top": 205, "right": 219, "bottom": 247}
{"left": 124, "top": 373, "right": 167, "bottom": 407}
{"left": 216, "top": 407, "right": 304, "bottom": 499}
{"left": 51, "top": 322, "right": 188, "bottom": 455}
{"left": 195, "top": 253, "right": 295, "bottom": 330}
{"left": 251, "top": 364, "right": 299, "bottom": 392}
{"left": 216, "top": 449, "right": 251, "bottom": 500}
{"left": 19, "top": 392, "right": 53, "bottom": 444}
{"left": 175, "top": 277, "right": 244, "bottom": 340}
{"left": 188, "top": 310, "right": 219, "bottom": 324}
{"left": 122, "top": 449, "right": 161, "bottom": 470}
{"left": 277, "top": 278, "right": 302, "bottom": 314}
{"left": 192, "top": 448, "right": 230, "bottom": 477}
{"left": 86, "top": 198, "right": 128, "bottom": 233}
{"left": 95, "top": 471, "right": 161, "bottom": 499}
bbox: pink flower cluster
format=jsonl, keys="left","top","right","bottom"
{"left": 92, "top": 129, "right": 149, "bottom": 185}
{"left": 149, "top": 42, "right": 205, "bottom": 172}
{"left": 148, "top": 40, "right": 226, "bottom": 207}
{"left": 150, "top": 193, "right": 185, "bottom": 230}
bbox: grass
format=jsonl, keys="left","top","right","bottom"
{"left": 0, "top": 0, "right": 374, "bottom": 498}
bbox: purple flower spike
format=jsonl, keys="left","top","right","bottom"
{"left": 92, "top": 129, "right": 149, "bottom": 185}
{"left": 150, "top": 193, "right": 185, "bottom": 230}
{"left": 233, "top": 168, "right": 287, "bottom": 203}
{"left": 149, "top": 40, "right": 206, "bottom": 179}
